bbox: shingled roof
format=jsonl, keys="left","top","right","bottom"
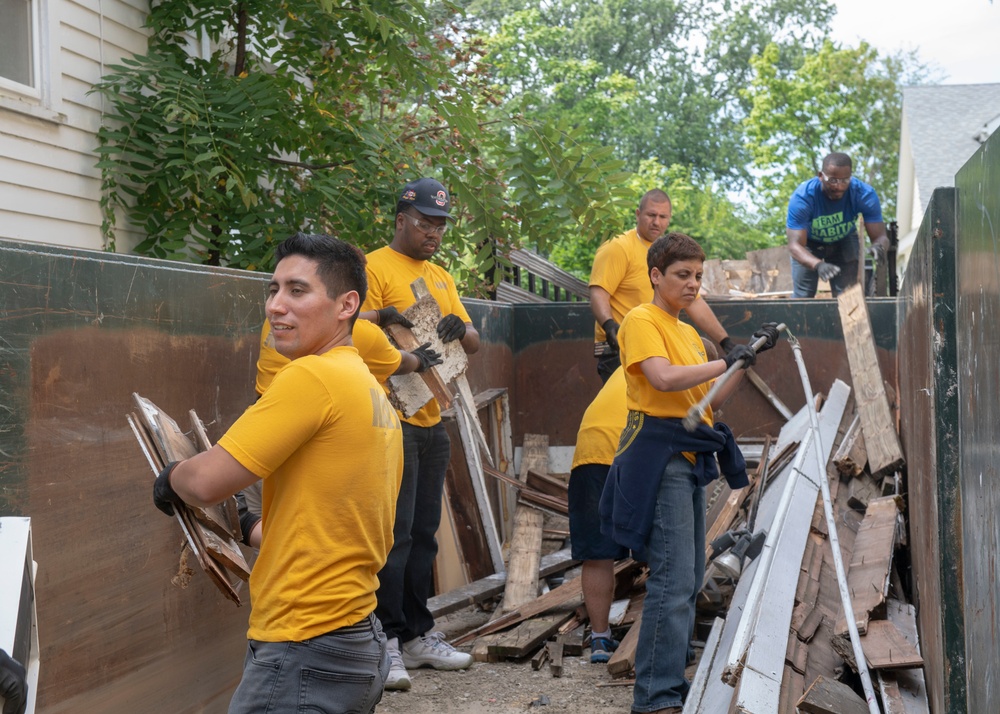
{"left": 903, "top": 83, "right": 1000, "bottom": 210}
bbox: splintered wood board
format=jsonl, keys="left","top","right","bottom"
{"left": 837, "top": 285, "right": 904, "bottom": 475}
{"left": 130, "top": 393, "right": 251, "bottom": 598}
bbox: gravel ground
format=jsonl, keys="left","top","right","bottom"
{"left": 374, "top": 607, "right": 637, "bottom": 714}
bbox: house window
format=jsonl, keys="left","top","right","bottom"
{"left": 0, "top": 0, "right": 38, "bottom": 94}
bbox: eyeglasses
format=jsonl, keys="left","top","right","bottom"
{"left": 820, "top": 172, "right": 852, "bottom": 187}
{"left": 403, "top": 213, "right": 448, "bottom": 237}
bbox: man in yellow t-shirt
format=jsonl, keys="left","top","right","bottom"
{"left": 358, "top": 178, "right": 479, "bottom": 690}
{"left": 152, "top": 233, "right": 403, "bottom": 714}
{"left": 589, "top": 189, "right": 736, "bottom": 383}
{"left": 236, "top": 318, "right": 440, "bottom": 548}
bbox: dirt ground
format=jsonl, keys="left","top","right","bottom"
{"left": 375, "top": 608, "right": 638, "bottom": 714}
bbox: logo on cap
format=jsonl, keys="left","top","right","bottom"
{"left": 402, "top": 189, "right": 417, "bottom": 202}
{"left": 433, "top": 190, "right": 447, "bottom": 207}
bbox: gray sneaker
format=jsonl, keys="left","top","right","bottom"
{"left": 383, "top": 637, "right": 412, "bottom": 691}
{"left": 400, "top": 631, "right": 473, "bottom": 670}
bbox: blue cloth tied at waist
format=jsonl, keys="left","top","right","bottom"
{"left": 599, "top": 411, "right": 748, "bottom": 552}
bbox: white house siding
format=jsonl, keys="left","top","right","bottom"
{"left": 0, "top": 0, "right": 149, "bottom": 252}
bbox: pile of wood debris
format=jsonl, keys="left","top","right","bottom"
{"left": 426, "top": 285, "right": 927, "bottom": 714}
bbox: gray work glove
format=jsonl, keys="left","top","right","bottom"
{"left": 410, "top": 342, "right": 443, "bottom": 373}
{"left": 375, "top": 306, "right": 413, "bottom": 329}
{"left": 868, "top": 243, "right": 886, "bottom": 262}
{"left": 815, "top": 261, "right": 841, "bottom": 281}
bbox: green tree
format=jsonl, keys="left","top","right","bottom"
{"left": 742, "top": 40, "right": 930, "bottom": 234}
{"left": 92, "top": 0, "right": 631, "bottom": 295}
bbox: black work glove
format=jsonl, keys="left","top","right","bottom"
{"left": 815, "top": 261, "right": 841, "bottom": 281}
{"left": 719, "top": 336, "right": 736, "bottom": 354}
{"left": 375, "top": 306, "right": 413, "bottom": 329}
{"left": 751, "top": 322, "right": 780, "bottom": 354}
{"left": 602, "top": 319, "right": 620, "bottom": 353}
{"left": 436, "top": 314, "right": 467, "bottom": 343}
{"left": 410, "top": 342, "right": 443, "bottom": 373}
{"left": 235, "top": 490, "right": 261, "bottom": 547}
{"left": 0, "top": 648, "right": 28, "bottom": 714}
{"left": 723, "top": 344, "right": 756, "bottom": 371}
{"left": 153, "top": 461, "right": 184, "bottom": 517}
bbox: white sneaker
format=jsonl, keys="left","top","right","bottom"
{"left": 400, "top": 631, "right": 473, "bottom": 670}
{"left": 383, "top": 637, "right": 412, "bottom": 691}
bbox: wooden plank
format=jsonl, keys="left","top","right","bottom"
{"left": 487, "top": 611, "right": 574, "bottom": 660}
{"left": 847, "top": 473, "right": 882, "bottom": 511}
{"left": 834, "top": 412, "right": 868, "bottom": 477}
{"left": 835, "top": 496, "right": 900, "bottom": 636}
{"left": 732, "top": 381, "right": 850, "bottom": 710}
{"left": 837, "top": 284, "right": 905, "bottom": 475}
{"left": 526, "top": 469, "right": 569, "bottom": 499}
{"left": 442, "top": 419, "right": 494, "bottom": 582}
{"left": 531, "top": 643, "right": 550, "bottom": 671}
{"left": 607, "top": 610, "right": 641, "bottom": 678}
{"left": 427, "top": 547, "right": 576, "bottom": 619}
{"left": 499, "top": 505, "right": 545, "bottom": 612}
{"left": 746, "top": 244, "right": 793, "bottom": 294}
{"left": 876, "top": 599, "right": 929, "bottom": 713}
{"left": 453, "top": 559, "right": 638, "bottom": 645}
{"left": 779, "top": 664, "right": 806, "bottom": 714}
{"left": 454, "top": 374, "right": 495, "bottom": 468}
{"left": 796, "top": 675, "right": 869, "bottom": 714}
{"left": 746, "top": 368, "right": 794, "bottom": 420}
{"left": 496, "top": 434, "right": 549, "bottom": 614}
{"left": 386, "top": 322, "right": 454, "bottom": 411}
{"left": 453, "top": 397, "right": 506, "bottom": 574}
{"left": 548, "top": 639, "right": 565, "bottom": 678}
{"left": 860, "top": 620, "right": 923, "bottom": 669}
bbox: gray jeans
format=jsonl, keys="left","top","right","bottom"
{"left": 228, "top": 613, "right": 388, "bottom": 714}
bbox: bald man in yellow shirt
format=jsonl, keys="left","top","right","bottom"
{"left": 589, "top": 189, "right": 736, "bottom": 383}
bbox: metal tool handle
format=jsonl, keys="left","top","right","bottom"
{"left": 682, "top": 323, "right": 787, "bottom": 431}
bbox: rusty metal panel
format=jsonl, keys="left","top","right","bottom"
{"left": 508, "top": 299, "right": 897, "bottom": 446}
{"left": 0, "top": 240, "right": 265, "bottom": 712}
{"left": 896, "top": 187, "right": 962, "bottom": 714}
{"left": 954, "top": 132, "right": 1000, "bottom": 711}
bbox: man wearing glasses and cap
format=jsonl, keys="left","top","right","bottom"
{"left": 786, "top": 152, "right": 890, "bottom": 298}
{"left": 359, "top": 178, "right": 479, "bottom": 691}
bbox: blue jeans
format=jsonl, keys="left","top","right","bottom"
{"left": 375, "top": 421, "right": 451, "bottom": 642}
{"left": 228, "top": 613, "right": 388, "bottom": 714}
{"left": 632, "top": 455, "right": 705, "bottom": 712}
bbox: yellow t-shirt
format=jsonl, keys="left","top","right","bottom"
{"left": 589, "top": 229, "right": 653, "bottom": 342}
{"left": 618, "top": 303, "right": 712, "bottom": 427}
{"left": 362, "top": 245, "right": 472, "bottom": 427}
{"left": 571, "top": 367, "right": 628, "bottom": 469}
{"left": 219, "top": 347, "right": 403, "bottom": 642}
{"left": 255, "top": 318, "right": 401, "bottom": 394}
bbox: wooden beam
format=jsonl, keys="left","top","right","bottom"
{"left": 837, "top": 284, "right": 904, "bottom": 475}
{"left": 442, "top": 419, "right": 495, "bottom": 582}
{"left": 453, "top": 397, "right": 505, "bottom": 573}
{"left": 607, "top": 610, "right": 642, "bottom": 678}
{"left": 453, "top": 559, "right": 638, "bottom": 645}
{"left": 487, "top": 611, "right": 574, "bottom": 660}
{"left": 834, "top": 412, "right": 868, "bottom": 477}
{"left": 835, "top": 497, "right": 900, "bottom": 636}
{"left": 860, "top": 620, "right": 923, "bottom": 669}
{"left": 796, "top": 676, "right": 869, "bottom": 714}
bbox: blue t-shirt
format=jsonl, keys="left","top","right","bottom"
{"left": 786, "top": 177, "right": 883, "bottom": 245}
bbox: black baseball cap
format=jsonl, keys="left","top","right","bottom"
{"left": 399, "top": 178, "right": 452, "bottom": 219}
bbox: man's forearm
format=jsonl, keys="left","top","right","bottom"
{"left": 685, "top": 297, "right": 729, "bottom": 346}
{"left": 589, "top": 286, "right": 614, "bottom": 325}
